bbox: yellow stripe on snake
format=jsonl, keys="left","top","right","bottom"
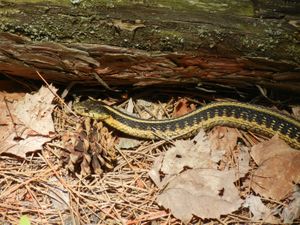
{"left": 73, "top": 99, "right": 300, "bottom": 149}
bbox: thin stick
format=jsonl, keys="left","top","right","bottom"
{"left": 36, "top": 71, "right": 77, "bottom": 116}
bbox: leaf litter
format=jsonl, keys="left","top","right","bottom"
{"left": 160, "top": 130, "right": 223, "bottom": 175}
{"left": 150, "top": 129, "right": 246, "bottom": 223}
{"left": 243, "top": 195, "right": 280, "bottom": 223}
{"left": 157, "top": 169, "right": 243, "bottom": 223}
{"left": 14, "top": 85, "right": 56, "bottom": 135}
{"left": 0, "top": 85, "right": 56, "bottom": 158}
{"left": 251, "top": 135, "right": 300, "bottom": 201}
{"left": 281, "top": 185, "right": 300, "bottom": 223}
{"left": 1, "top": 89, "right": 300, "bottom": 224}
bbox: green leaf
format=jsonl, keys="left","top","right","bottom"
{"left": 19, "top": 215, "right": 31, "bottom": 225}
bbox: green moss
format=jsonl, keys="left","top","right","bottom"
{"left": 0, "top": 8, "right": 21, "bottom": 15}
{"left": 3, "top": 0, "right": 254, "bottom": 16}
{"left": 143, "top": 0, "right": 254, "bottom": 16}
{"left": 0, "top": 0, "right": 298, "bottom": 62}
{"left": 3, "top": 0, "right": 70, "bottom": 4}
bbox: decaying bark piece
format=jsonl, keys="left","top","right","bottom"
{"left": 0, "top": 1, "right": 299, "bottom": 93}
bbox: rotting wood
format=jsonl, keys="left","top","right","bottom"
{"left": 0, "top": 1, "right": 299, "bottom": 93}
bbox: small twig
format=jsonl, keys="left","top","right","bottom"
{"left": 3, "top": 97, "right": 20, "bottom": 138}
{"left": 61, "top": 81, "right": 77, "bottom": 99}
{"left": 138, "top": 103, "right": 158, "bottom": 119}
{"left": 36, "top": 71, "right": 77, "bottom": 117}
{"left": 115, "top": 146, "right": 137, "bottom": 171}
{"left": 39, "top": 152, "right": 82, "bottom": 221}
{"left": 93, "top": 73, "right": 120, "bottom": 92}
{"left": 158, "top": 100, "right": 171, "bottom": 119}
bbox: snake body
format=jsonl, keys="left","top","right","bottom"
{"left": 73, "top": 99, "right": 300, "bottom": 149}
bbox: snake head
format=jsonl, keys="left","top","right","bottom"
{"left": 73, "top": 99, "right": 110, "bottom": 120}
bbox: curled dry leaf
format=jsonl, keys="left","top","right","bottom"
{"left": 237, "top": 146, "right": 251, "bottom": 177}
{"left": 282, "top": 186, "right": 300, "bottom": 223}
{"left": 291, "top": 106, "right": 300, "bottom": 119}
{"left": 149, "top": 154, "right": 174, "bottom": 189}
{"left": 0, "top": 128, "right": 52, "bottom": 158}
{"left": 208, "top": 126, "right": 248, "bottom": 173}
{"left": 161, "top": 130, "right": 223, "bottom": 176}
{"left": 209, "top": 126, "right": 239, "bottom": 153}
{"left": 117, "top": 137, "right": 141, "bottom": 149}
{"left": 0, "top": 85, "right": 56, "bottom": 158}
{"left": 48, "top": 177, "right": 70, "bottom": 211}
{"left": 0, "top": 92, "right": 25, "bottom": 124}
{"left": 243, "top": 195, "right": 279, "bottom": 223}
{"left": 173, "top": 98, "right": 195, "bottom": 117}
{"left": 157, "top": 169, "right": 243, "bottom": 223}
{"left": 251, "top": 134, "right": 298, "bottom": 164}
{"left": 151, "top": 129, "right": 251, "bottom": 223}
{"left": 126, "top": 98, "right": 134, "bottom": 114}
{"left": 251, "top": 135, "right": 300, "bottom": 201}
{"left": 14, "top": 85, "right": 57, "bottom": 135}
{"left": 135, "top": 99, "right": 166, "bottom": 120}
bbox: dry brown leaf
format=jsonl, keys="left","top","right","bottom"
{"left": 251, "top": 134, "right": 298, "bottom": 164}
{"left": 149, "top": 155, "right": 172, "bottom": 189}
{"left": 0, "top": 85, "right": 56, "bottom": 158}
{"left": 157, "top": 169, "right": 243, "bottom": 223}
{"left": 209, "top": 127, "right": 251, "bottom": 177}
{"left": 161, "top": 130, "right": 223, "bottom": 175}
{"left": 136, "top": 99, "right": 166, "bottom": 120}
{"left": 0, "top": 129, "right": 45, "bottom": 157}
{"left": 0, "top": 91, "right": 25, "bottom": 124}
{"left": 243, "top": 195, "right": 280, "bottom": 223}
{"left": 237, "top": 146, "right": 251, "bottom": 177}
{"left": 292, "top": 106, "right": 300, "bottom": 119}
{"left": 282, "top": 186, "right": 300, "bottom": 223}
{"left": 136, "top": 178, "right": 145, "bottom": 189}
{"left": 136, "top": 99, "right": 153, "bottom": 119}
{"left": 0, "top": 127, "right": 51, "bottom": 158}
{"left": 126, "top": 98, "right": 134, "bottom": 114}
{"left": 251, "top": 135, "right": 300, "bottom": 201}
{"left": 48, "top": 177, "right": 69, "bottom": 211}
{"left": 14, "top": 85, "right": 57, "bottom": 135}
{"left": 150, "top": 130, "right": 226, "bottom": 189}
{"left": 209, "top": 127, "right": 239, "bottom": 152}
{"left": 173, "top": 99, "right": 195, "bottom": 117}
{"left": 252, "top": 155, "right": 300, "bottom": 201}
{"left": 117, "top": 137, "right": 141, "bottom": 149}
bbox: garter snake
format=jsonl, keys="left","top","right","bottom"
{"left": 73, "top": 99, "right": 300, "bottom": 149}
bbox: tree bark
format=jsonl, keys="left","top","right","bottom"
{"left": 0, "top": 0, "right": 299, "bottom": 93}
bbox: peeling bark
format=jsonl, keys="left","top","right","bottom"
{"left": 0, "top": 1, "right": 299, "bottom": 93}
